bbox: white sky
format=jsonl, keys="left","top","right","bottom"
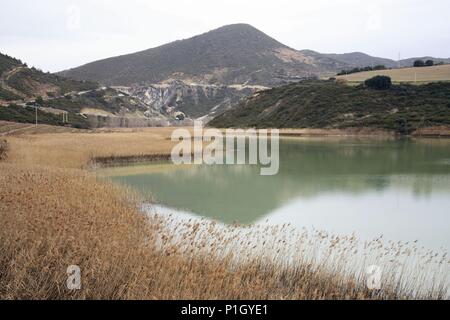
{"left": 1, "top": 0, "right": 449, "bottom": 72}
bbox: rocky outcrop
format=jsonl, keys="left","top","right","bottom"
{"left": 114, "top": 80, "right": 267, "bottom": 119}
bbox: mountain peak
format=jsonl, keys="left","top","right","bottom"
{"left": 201, "top": 23, "right": 266, "bottom": 35}
{"left": 189, "top": 23, "right": 286, "bottom": 51}
{"left": 212, "top": 23, "right": 258, "bottom": 31}
{"left": 58, "top": 24, "right": 343, "bottom": 87}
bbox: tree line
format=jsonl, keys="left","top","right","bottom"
{"left": 337, "top": 65, "right": 387, "bottom": 76}
{"left": 413, "top": 59, "right": 444, "bottom": 67}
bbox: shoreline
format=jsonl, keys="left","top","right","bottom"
{"left": 2, "top": 120, "right": 450, "bottom": 138}
{"left": 92, "top": 153, "right": 174, "bottom": 167}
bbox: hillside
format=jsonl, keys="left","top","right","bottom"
{"left": 1, "top": 52, "right": 254, "bottom": 125}
{"left": 337, "top": 64, "right": 450, "bottom": 83}
{"left": 58, "top": 24, "right": 348, "bottom": 87}
{"left": 0, "top": 53, "right": 98, "bottom": 105}
{"left": 399, "top": 56, "right": 450, "bottom": 68}
{"left": 0, "top": 53, "right": 170, "bottom": 128}
{"left": 56, "top": 24, "right": 450, "bottom": 120}
{"left": 0, "top": 88, "right": 168, "bottom": 129}
{"left": 209, "top": 80, "right": 450, "bottom": 134}
{"left": 322, "top": 52, "right": 450, "bottom": 69}
{"left": 321, "top": 52, "right": 397, "bottom": 68}
{"left": 58, "top": 24, "right": 450, "bottom": 87}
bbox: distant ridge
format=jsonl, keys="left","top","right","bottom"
{"left": 322, "top": 52, "right": 450, "bottom": 69}
{"left": 321, "top": 52, "right": 396, "bottom": 68}
{"left": 58, "top": 24, "right": 348, "bottom": 86}
{"left": 59, "top": 24, "right": 450, "bottom": 87}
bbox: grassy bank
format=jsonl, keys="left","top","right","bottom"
{"left": 0, "top": 126, "right": 448, "bottom": 299}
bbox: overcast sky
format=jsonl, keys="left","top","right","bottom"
{"left": 1, "top": 0, "right": 449, "bottom": 72}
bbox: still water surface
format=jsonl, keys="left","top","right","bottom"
{"left": 101, "top": 138, "right": 450, "bottom": 251}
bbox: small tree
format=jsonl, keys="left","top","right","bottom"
{"left": 365, "top": 75, "right": 392, "bottom": 90}
{"left": 35, "top": 96, "right": 44, "bottom": 105}
{"left": 425, "top": 60, "right": 434, "bottom": 67}
{"left": 414, "top": 60, "right": 425, "bottom": 67}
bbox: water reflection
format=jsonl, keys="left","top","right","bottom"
{"left": 101, "top": 138, "right": 450, "bottom": 250}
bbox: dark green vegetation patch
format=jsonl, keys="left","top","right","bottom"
{"left": 209, "top": 80, "right": 450, "bottom": 134}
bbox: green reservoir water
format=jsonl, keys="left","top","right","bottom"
{"left": 102, "top": 138, "right": 450, "bottom": 251}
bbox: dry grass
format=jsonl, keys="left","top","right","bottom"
{"left": 2, "top": 164, "right": 447, "bottom": 300}
{"left": 4, "top": 127, "right": 178, "bottom": 169}
{"left": 0, "top": 126, "right": 448, "bottom": 300}
{"left": 336, "top": 64, "right": 450, "bottom": 83}
{"left": 0, "top": 139, "right": 7, "bottom": 160}
{"left": 0, "top": 164, "right": 351, "bottom": 299}
{"left": 412, "top": 126, "right": 450, "bottom": 138}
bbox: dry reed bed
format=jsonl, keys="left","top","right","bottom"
{"left": 4, "top": 129, "right": 179, "bottom": 169}
{"left": 0, "top": 129, "right": 449, "bottom": 299}
{"left": 92, "top": 154, "right": 174, "bottom": 168}
{"left": 144, "top": 206, "right": 449, "bottom": 299}
{"left": 0, "top": 164, "right": 379, "bottom": 299}
{"left": 3, "top": 164, "right": 448, "bottom": 299}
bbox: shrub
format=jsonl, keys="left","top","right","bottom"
{"left": 414, "top": 60, "right": 425, "bottom": 67}
{"left": 373, "top": 65, "right": 387, "bottom": 70}
{"left": 425, "top": 60, "right": 434, "bottom": 67}
{"left": 364, "top": 75, "right": 392, "bottom": 90}
{"left": 337, "top": 65, "right": 387, "bottom": 76}
{"left": 35, "top": 96, "right": 44, "bottom": 105}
